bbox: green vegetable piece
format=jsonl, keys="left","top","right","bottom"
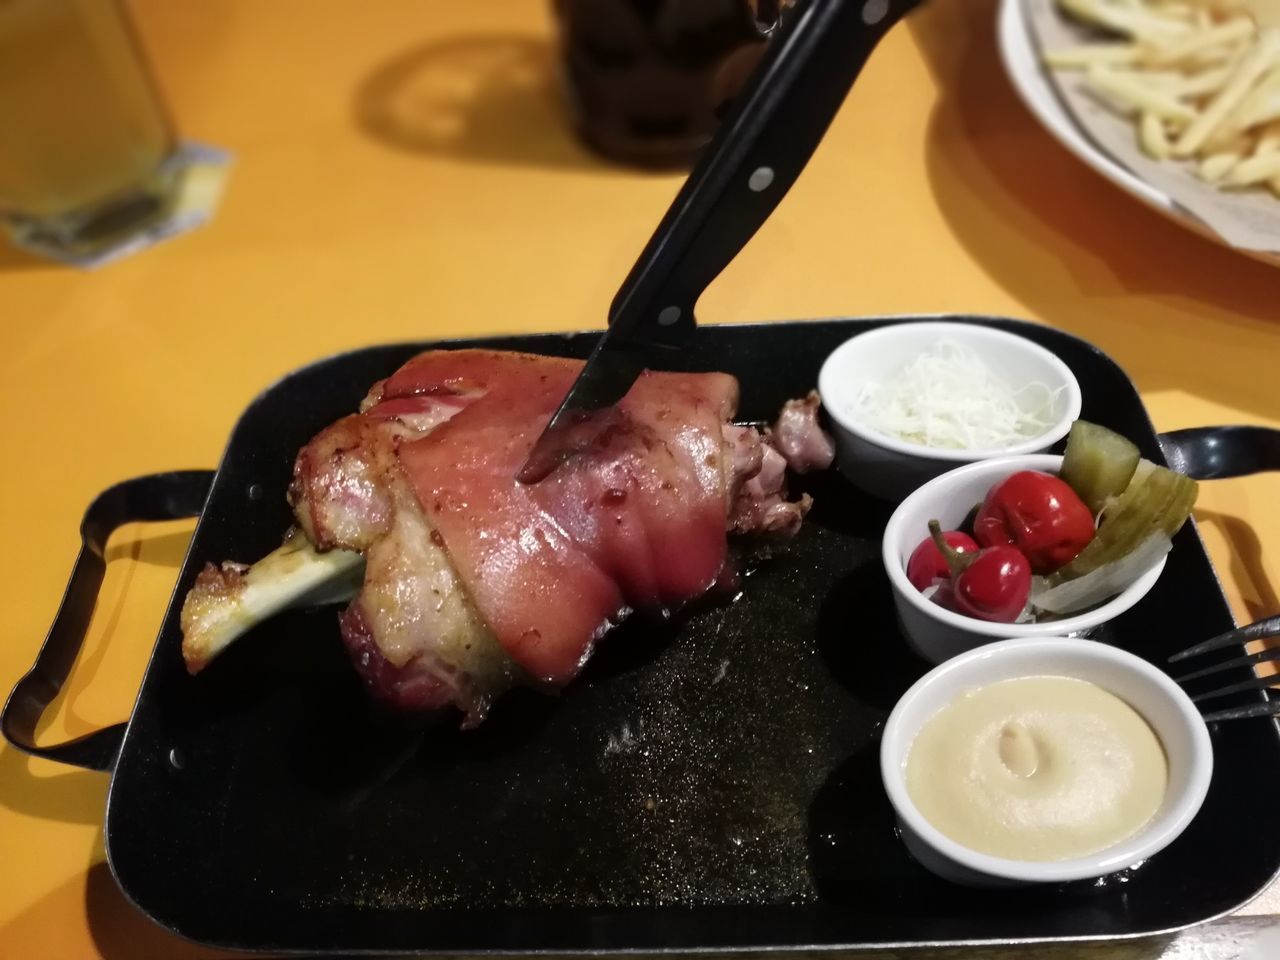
{"left": 1159, "top": 469, "right": 1200, "bottom": 539}
{"left": 1052, "top": 460, "right": 1168, "bottom": 583}
{"left": 1059, "top": 420, "right": 1141, "bottom": 514}
{"left": 1048, "top": 459, "right": 1198, "bottom": 584}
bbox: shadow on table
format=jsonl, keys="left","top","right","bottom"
{"left": 15, "top": 861, "right": 239, "bottom": 959}
{"left": 0, "top": 745, "right": 104, "bottom": 825}
{"left": 1195, "top": 507, "right": 1280, "bottom": 624}
{"left": 6, "top": 525, "right": 192, "bottom": 755}
{"left": 0, "top": 535, "right": 176, "bottom": 827}
{"left": 0, "top": 844, "right": 237, "bottom": 957}
{"left": 353, "top": 33, "right": 622, "bottom": 173}
{"left": 907, "top": 0, "right": 1280, "bottom": 422}
{"left": 0, "top": 240, "right": 62, "bottom": 273}
{"left": 85, "top": 861, "right": 245, "bottom": 959}
{"left": 0, "top": 522, "right": 193, "bottom": 821}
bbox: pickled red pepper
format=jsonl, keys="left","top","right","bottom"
{"left": 928, "top": 521, "right": 1031, "bottom": 623}
{"left": 973, "top": 471, "right": 1096, "bottom": 575}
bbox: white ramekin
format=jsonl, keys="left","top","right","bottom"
{"left": 818, "top": 322, "right": 1082, "bottom": 502}
{"left": 882, "top": 454, "right": 1165, "bottom": 665}
{"left": 880, "top": 637, "right": 1213, "bottom": 886}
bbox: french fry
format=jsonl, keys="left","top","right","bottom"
{"left": 1170, "top": 42, "right": 1243, "bottom": 71}
{"left": 1044, "top": 44, "right": 1143, "bottom": 67}
{"left": 1173, "top": 29, "right": 1280, "bottom": 155}
{"left": 1139, "top": 17, "right": 1255, "bottom": 66}
{"left": 1047, "top": 0, "right": 1280, "bottom": 199}
{"left": 1169, "top": 61, "right": 1236, "bottom": 96}
{"left": 1198, "top": 150, "right": 1242, "bottom": 179}
{"left": 1086, "top": 63, "right": 1200, "bottom": 120}
{"left": 1200, "top": 128, "right": 1253, "bottom": 155}
{"left": 1256, "top": 120, "right": 1280, "bottom": 151}
{"left": 1223, "top": 64, "right": 1280, "bottom": 127}
{"left": 1204, "top": 114, "right": 1256, "bottom": 152}
{"left": 1113, "top": 68, "right": 1199, "bottom": 88}
{"left": 1061, "top": 0, "right": 1195, "bottom": 38}
{"left": 1149, "top": 0, "right": 1194, "bottom": 15}
{"left": 1223, "top": 150, "right": 1280, "bottom": 182}
{"left": 1141, "top": 110, "right": 1175, "bottom": 155}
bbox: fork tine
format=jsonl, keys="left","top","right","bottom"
{"left": 1168, "top": 613, "right": 1280, "bottom": 663}
{"left": 1173, "top": 646, "right": 1280, "bottom": 683}
{"left": 1191, "top": 674, "right": 1280, "bottom": 703}
{"left": 1201, "top": 699, "right": 1280, "bottom": 723}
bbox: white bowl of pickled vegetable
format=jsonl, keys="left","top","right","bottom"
{"left": 880, "top": 637, "right": 1212, "bottom": 887}
{"left": 883, "top": 421, "right": 1198, "bottom": 665}
{"left": 818, "top": 322, "right": 1082, "bottom": 501}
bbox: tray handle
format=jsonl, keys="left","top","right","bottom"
{"left": 1159, "top": 426, "right": 1280, "bottom": 480}
{"left": 2, "top": 471, "right": 215, "bottom": 772}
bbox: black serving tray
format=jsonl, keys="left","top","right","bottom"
{"left": 9, "top": 316, "right": 1280, "bottom": 954}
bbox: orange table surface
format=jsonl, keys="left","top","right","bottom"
{"left": 2, "top": 0, "right": 1279, "bottom": 956}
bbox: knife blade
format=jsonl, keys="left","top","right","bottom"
{"left": 518, "top": 0, "right": 922, "bottom": 484}
{"left": 515, "top": 335, "right": 651, "bottom": 484}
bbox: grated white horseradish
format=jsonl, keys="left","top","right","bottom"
{"left": 847, "top": 339, "right": 1061, "bottom": 450}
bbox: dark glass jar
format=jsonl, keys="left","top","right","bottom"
{"left": 551, "top": 0, "right": 789, "bottom": 168}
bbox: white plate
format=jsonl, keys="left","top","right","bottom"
{"left": 996, "top": 0, "right": 1279, "bottom": 265}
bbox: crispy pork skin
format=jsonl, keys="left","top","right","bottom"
{"left": 383, "top": 351, "right": 737, "bottom": 685}
{"left": 184, "top": 349, "right": 831, "bottom": 726}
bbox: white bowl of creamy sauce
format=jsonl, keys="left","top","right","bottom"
{"left": 880, "top": 637, "right": 1213, "bottom": 886}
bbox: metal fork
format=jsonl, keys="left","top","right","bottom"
{"left": 1159, "top": 425, "right": 1280, "bottom": 721}
{"left": 1169, "top": 615, "right": 1280, "bottom": 722}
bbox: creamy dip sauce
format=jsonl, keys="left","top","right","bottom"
{"left": 905, "top": 676, "right": 1168, "bottom": 861}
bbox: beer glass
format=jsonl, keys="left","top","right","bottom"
{"left": 0, "top": 0, "right": 179, "bottom": 260}
{"left": 551, "top": 0, "right": 792, "bottom": 167}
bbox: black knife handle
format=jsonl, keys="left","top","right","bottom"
{"left": 1159, "top": 426, "right": 1280, "bottom": 480}
{"left": 1, "top": 471, "right": 214, "bottom": 772}
{"left": 607, "top": 0, "right": 923, "bottom": 350}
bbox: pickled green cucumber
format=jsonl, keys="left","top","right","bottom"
{"left": 1159, "top": 470, "right": 1200, "bottom": 538}
{"left": 1059, "top": 420, "right": 1141, "bottom": 514}
{"left": 1048, "top": 459, "right": 1197, "bottom": 584}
